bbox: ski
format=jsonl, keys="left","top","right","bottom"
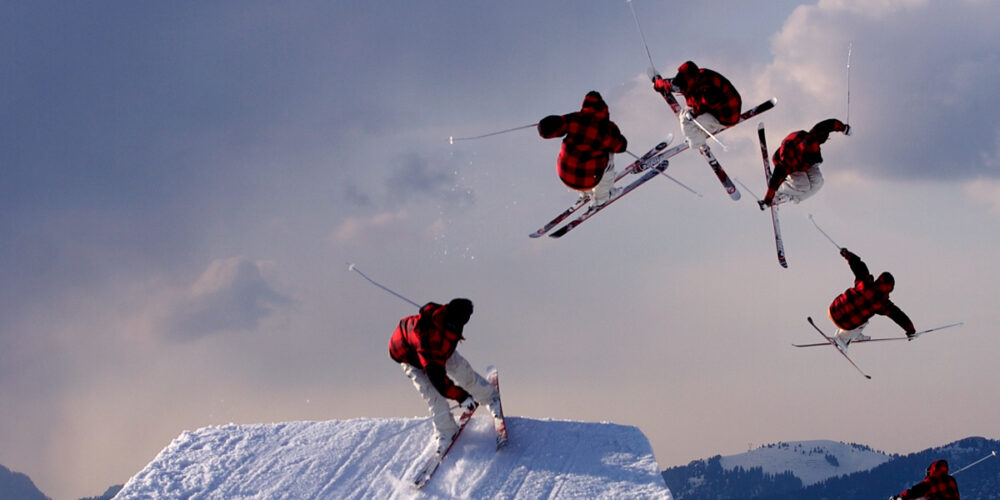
{"left": 485, "top": 366, "right": 508, "bottom": 449}
{"left": 805, "top": 317, "right": 872, "bottom": 379}
{"left": 697, "top": 145, "right": 740, "bottom": 200}
{"left": 651, "top": 74, "right": 776, "bottom": 199}
{"left": 529, "top": 197, "right": 588, "bottom": 238}
{"left": 793, "top": 321, "right": 964, "bottom": 347}
{"left": 412, "top": 405, "right": 478, "bottom": 488}
{"left": 530, "top": 137, "right": 681, "bottom": 238}
{"left": 620, "top": 134, "right": 674, "bottom": 177}
{"left": 549, "top": 157, "right": 672, "bottom": 238}
{"left": 757, "top": 123, "right": 787, "bottom": 268}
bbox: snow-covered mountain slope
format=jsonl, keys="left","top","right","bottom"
{"left": 719, "top": 440, "right": 891, "bottom": 486}
{"left": 115, "top": 414, "right": 672, "bottom": 499}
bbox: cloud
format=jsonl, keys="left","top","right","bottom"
{"left": 761, "top": 0, "right": 1000, "bottom": 181}
{"left": 155, "top": 257, "right": 294, "bottom": 341}
{"left": 965, "top": 178, "right": 1000, "bottom": 215}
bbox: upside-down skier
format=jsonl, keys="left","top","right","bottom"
{"left": 760, "top": 118, "right": 851, "bottom": 208}
{"left": 388, "top": 298, "right": 501, "bottom": 454}
{"left": 652, "top": 60, "right": 742, "bottom": 150}
{"left": 828, "top": 248, "right": 915, "bottom": 348}
{"left": 538, "top": 90, "right": 629, "bottom": 208}
{"left": 890, "top": 459, "right": 960, "bottom": 499}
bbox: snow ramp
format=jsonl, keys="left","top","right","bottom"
{"left": 115, "top": 414, "right": 672, "bottom": 499}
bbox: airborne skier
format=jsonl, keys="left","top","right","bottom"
{"left": 828, "top": 248, "right": 915, "bottom": 348}
{"left": 891, "top": 459, "right": 960, "bottom": 500}
{"left": 538, "top": 90, "right": 629, "bottom": 208}
{"left": 653, "top": 60, "right": 742, "bottom": 150}
{"left": 388, "top": 298, "right": 501, "bottom": 455}
{"left": 760, "top": 118, "right": 851, "bottom": 208}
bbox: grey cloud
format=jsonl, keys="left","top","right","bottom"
{"left": 383, "top": 154, "right": 476, "bottom": 208}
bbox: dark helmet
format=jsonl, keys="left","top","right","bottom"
{"left": 445, "top": 298, "right": 474, "bottom": 326}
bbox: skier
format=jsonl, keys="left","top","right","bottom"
{"left": 760, "top": 118, "right": 851, "bottom": 208}
{"left": 388, "top": 298, "right": 501, "bottom": 454}
{"left": 538, "top": 90, "right": 628, "bottom": 208}
{"left": 653, "top": 60, "right": 742, "bottom": 150}
{"left": 828, "top": 248, "right": 915, "bottom": 348}
{"left": 890, "top": 459, "right": 960, "bottom": 499}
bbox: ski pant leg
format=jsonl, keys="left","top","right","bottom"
{"left": 834, "top": 322, "right": 869, "bottom": 344}
{"left": 779, "top": 165, "right": 824, "bottom": 203}
{"left": 589, "top": 155, "right": 617, "bottom": 204}
{"left": 400, "top": 362, "right": 458, "bottom": 437}
{"left": 445, "top": 352, "right": 500, "bottom": 414}
{"left": 679, "top": 112, "right": 723, "bottom": 150}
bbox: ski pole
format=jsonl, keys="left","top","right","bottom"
{"left": 913, "top": 322, "right": 964, "bottom": 336}
{"left": 951, "top": 450, "right": 997, "bottom": 475}
{"left": 733, "top": 177, "right": 761, "bottom": 201}
{"left": 625, "top": 150, "right": 702, "bottom": 197}
{"left": 347, "top": 263, "right": 420, "bottom": 308}
{"left": 846, "top": 42, "right": 853, "bottom": 126}
{"left": 449, "top": 123, "right": 537, "bottom": 144}
{"left": 808, "top": 213, "right": 842, "bottom": 250}
{"left": 627, "top": 0, "right": 658, "bottom": 75}
{"left": 689, "top": 115, "right": 728, "bottom": 151}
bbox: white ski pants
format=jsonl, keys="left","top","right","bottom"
{"left": 776, "top": 165, "right": 824, "bottom": 204}
{"left": 400, "top": 352, "right": 497, "bottom": 437}
{"left": 679, "top": 112, "right": 724, "bottom": 150}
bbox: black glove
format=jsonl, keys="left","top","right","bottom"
{"left": 840, "top": 247, "right": 850, "bottom": 258}
{"left": 457, "top": 395, "right": 478, "bottom": 413}
{"left": 843, "top": 124, "right": 852, "bottom": 136}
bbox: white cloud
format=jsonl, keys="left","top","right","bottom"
{"left": 153, "top": 257, "right": 294, "bottom": 341}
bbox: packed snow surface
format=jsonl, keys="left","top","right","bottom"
{"left": 719, "top": 439, "right": 892, "bottom": 486}
{"left": 115, "top": 414, "right": 672, "bottom": 499}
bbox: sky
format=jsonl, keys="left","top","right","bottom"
{"left": 2, "top": 0, "right": 999, "bottom": 498}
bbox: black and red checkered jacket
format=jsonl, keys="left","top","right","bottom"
{"left": 676, "top": 66, "right": 742, "bottom": 126}
{"left": 898, "top": 460, "right": 960, "bottom": 499}
{"left": 538, "top": 92, "right": 628, "bottom": 190}
{"left": 828, "top": 251, "right": 914, "bottom": 332}
{"left": 765, "top": 119, "right": 848, "bottom": 201}
{"left": 388, "top": 302, "right": 469, "bottom": 401}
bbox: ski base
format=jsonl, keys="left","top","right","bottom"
{"left": 757, "top": 123, "right": 787, "bottom": 268}
{"left": 549, "top": 158, "right": 672, "bottom": 238}
{"left": 486, "top": 366, "right": 508, "bottom": 449}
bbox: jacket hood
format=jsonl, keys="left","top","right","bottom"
{"left": 580, "top": 91, "right": 609, "bottom": 119}
{"left": 928, "top": 459, "right": 950, "bottom": 477}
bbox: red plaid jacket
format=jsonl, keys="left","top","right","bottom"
{"left": 388, "top": 302, "right": 469, "bottom": 401}
{"left": 898, "top": 460, "right": 960, "bottom": 499}
{"left": 539, "top": 92, "right": 628, "bottom": 190}
{"left": 828, "top": 251, "right": 913, "bottom": 332}
{"left": 765, "top": 119, "right": 848, "bottom": 203}
{"left": 680, "top": 67, "right": 742, "bottom": 126}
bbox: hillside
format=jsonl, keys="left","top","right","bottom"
{"left": 114, "top": 414, "right": 672, "bottom": 499}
